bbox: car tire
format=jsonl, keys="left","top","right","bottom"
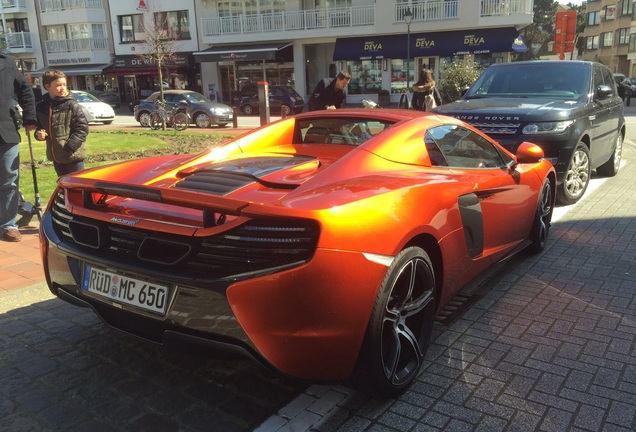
{"left": 350, "top": 246, "right": 436, "bottom": 398}
{"left": 194, "top": 112, "right": 212, "bottom": 128}
{"left": 138, "top": 111, "right": 152, "bottom": 127}
{"left": 596, "top": 133, "right": 622, "bottom": 177}
{"left": 557, "top": 142, "right": 590, "bottom": 205}
{"left": 281, "top": 104, "right": 292, "bottom": 116}
{"left": 242, "top": 105, "right": 254, "bottom": 115}
{"left": 528, "top": 177, "right": 554, "bottom": 254}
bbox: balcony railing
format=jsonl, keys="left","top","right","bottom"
{"left": 45, "top": 37, "right": 108, "bottom": 53}
{"left": 6, "top": 31, "right": 32, "bottom": 49}
{"left": 480, "top": 0, "right": 532, "bottom": 16}
{"left": 394, "top": 1, "right": 459, "bottom": 22}
{"left": 40, "top": 0, "right": 102, "bottom": 12}
{"left": 201, "top": 6, "right": 374, "bottom": 37}
{"left": 2, "top": 0, "right": 27, "bottom": 9}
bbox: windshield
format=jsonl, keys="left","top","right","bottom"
{"left": 73, "top": 91, "right": 101, "bottom": 103}
{"left": 182, "top": 92, "right": 210, "bottom": 103}
{"left": 464, "top": 63, "right": 591, "bottom": 100}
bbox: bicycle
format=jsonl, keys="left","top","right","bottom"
{"left": 149, "top": 99, "right": 189, "bottom": 131}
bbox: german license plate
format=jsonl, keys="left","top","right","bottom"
{"left": 82, "top": 266, "right": 168, "bottom": 314}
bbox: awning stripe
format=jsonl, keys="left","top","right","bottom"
{"left": 194, "top": 43, "right": 292, "bottom": 62}
{"left": 333, "top": 27, "right": 519, "bottom": 61}
{"left": 31, "top": 64, "right": 111, "bottom": 76}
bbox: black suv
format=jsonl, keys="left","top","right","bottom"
{"left": 434, "top": 61, "right": 624, "bottom": 205}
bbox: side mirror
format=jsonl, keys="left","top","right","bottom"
{"left": 595, "top": 85, "right": 613, "bottom": 100}
{"left": 516, "top": 142, "right": 544, "bottom": 164}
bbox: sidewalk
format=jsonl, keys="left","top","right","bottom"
{"left": 0, "top": 222, "right": 44, "bottom": 293}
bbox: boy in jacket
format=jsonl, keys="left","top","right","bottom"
{"left": 35, "top": 69, "right": 89, "bottom": 176}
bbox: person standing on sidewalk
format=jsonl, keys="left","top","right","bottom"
{"left": 34, "top": 69, "right": 89, "bottom": 176}
{"left": 0, "top": 53, "right": 37, "bottom": 243}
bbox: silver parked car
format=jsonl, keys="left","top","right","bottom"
{"left": 134, "top": 90, "right": 234, "bottom": 128}
{"left": 71, "top": 90, "right": 116, "bottom": 125}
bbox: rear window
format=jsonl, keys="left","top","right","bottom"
{"left": 296, "top": 117, "right": 394, "bottom": 146}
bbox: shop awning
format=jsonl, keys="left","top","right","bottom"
{"left": 334, "top": 27, "right": 520, "bottom": 61}
{"left": 412, "top": 27, "right": 519, "bottom": 56}
{"left": 103, "top": 66, "right": 181, "bottom": 76}
{"left": 194, "top": 42, "right": 292, "bottom": 62}
{"left": 31, "top": 64, "right": 111, "bottom": 76}
{"left": 334, "top": 35, "right": 405, "bottom": 60}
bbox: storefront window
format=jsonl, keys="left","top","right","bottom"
{"left": 345, "top": 60, "right": 382, "bottom": 95}
{"left": 236, "top": 61, "right": 294, "bottom": 96}
{"left": 390, "top": 59, "right": 413, "bottom": 94}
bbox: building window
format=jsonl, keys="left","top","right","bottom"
{"left": 587, "top": 10, "right": 601, "bottom": 25}
{"left": 619, "top": 0, "right": 631, "bottom": 16}
{"left": 629, "top": 33, "right": 636, "bottom": 52}
{"left": 617, "top": 28, "right": 630, "bottom": 44}
{"left": 119, "top": 14, "right": 144, "bottom": 43}
{"left": 155, "top": 10, "right": 191, "bottom": 40}
{"left": 587, "top": 35, "right": 599, "bottom": 50}
{"left": 601, "top": 32, "right": 613, "bottom": 47}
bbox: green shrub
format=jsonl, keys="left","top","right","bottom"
{"left": 438, "top": 57, "right": 484, "bottom": 104}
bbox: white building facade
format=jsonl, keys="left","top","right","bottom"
{"left": 193, "top": 0, "right": 533, "bottom": 106}
{"left": 26, "top": 0, "right": 534, "bottom": 108}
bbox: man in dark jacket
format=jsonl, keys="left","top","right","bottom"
{"left": 0, "top": 53, "right": 37, "bottom": 242}
{"left": 307, "top": 70, "right": 351, "bottom": 111}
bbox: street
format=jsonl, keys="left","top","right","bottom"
{"left": 107, "top": 107, "right": 281, "bottom": 130}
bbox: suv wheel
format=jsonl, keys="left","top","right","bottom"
{"left": 557, "top": 142, "right": 591, "bottom": 205}
{"left": 596, "top": 134, "right": 622, "bottom": 177}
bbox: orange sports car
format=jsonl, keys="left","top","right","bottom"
{"left": 40, "top": 108, "right": 556, "bottom": 397}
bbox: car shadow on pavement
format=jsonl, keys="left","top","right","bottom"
{"left": 0, "top": 294, "right": 307, "bottom": 431}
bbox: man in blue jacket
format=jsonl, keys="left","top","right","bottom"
{"left": 0, "top": 53, "right": 37, "bottom": 242}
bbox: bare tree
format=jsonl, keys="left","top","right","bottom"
{"left": 135, "top": 12, "right": 179, "bottom": 128}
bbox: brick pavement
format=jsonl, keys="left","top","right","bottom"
{"left": 0, "top": 224, "right": 44, "bottom": 292}
{"left": 2, "top": 114, "right": 636, "bottom": 431}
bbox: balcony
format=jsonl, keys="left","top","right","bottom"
{"left": 45, "top": 37, "right": 107, "bottom": 54}
{"left": 1, "top": 0, "right": 28, "bottom": 13}
{"left": 200, "top": 6, "right": 374, "bottom": 38}
{"left": 480, "top": 0, "right": 532, "bottom": 16}
{"left": 6, "top": 31, "right": 32, "bottom": 51}
{"left": 39, "top": 0, "right": 103, "bottom": 12}
{"left": 394, "top": 0, "right": 459, "bottom": 22}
